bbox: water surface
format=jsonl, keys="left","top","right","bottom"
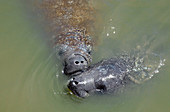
{"left": 0, "top": 0, "right": 170, "bottom": 112}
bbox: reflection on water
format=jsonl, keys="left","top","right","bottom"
{"left": 0, "top": 0, "right": 170, "bottom": 112}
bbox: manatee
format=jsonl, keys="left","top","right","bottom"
{"left": 67, "top": 53, "right": 165, "bottom": 98}
{"left": 41, "top": 0, "right": 96, "bottom": 75}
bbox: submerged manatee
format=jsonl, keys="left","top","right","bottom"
{"left": 41, "top": 0, "right": 96, "bottom": 75}
{"left": 67, "top": 54, "right": 165, "bottom": 98}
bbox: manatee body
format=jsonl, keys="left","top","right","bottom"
{"left": 42, "top": 0, "right": 96, "bottom": 75}
{"left": 67, "top": 52, "right": 165, "bottom": 98}
{"left": 67, "top": 55, "right": 136, "bottom": 98}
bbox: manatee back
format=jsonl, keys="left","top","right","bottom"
{"left": 41, "top": 0, "right": 98, "bottom": 75}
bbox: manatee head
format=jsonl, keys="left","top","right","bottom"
{"left": 56, "top": 29, "right": 93, "bottom": 76}
{"left": 63, "top": 53, "right": 89, "bottom": 75}
{"left": 67, "top": 73, "right": 96, "bottom": 98}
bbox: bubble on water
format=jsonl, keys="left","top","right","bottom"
{"left": 154, "top": 69, "right": 159, "bottom": 73}
{"left": 111, "top": 26, "right": 115, "bottom": 29}
{"left": 61, "top": 70, "right": 64, "bottom": 74}
{"left": 56, "top": 74, "right": 59, "bottom": 78}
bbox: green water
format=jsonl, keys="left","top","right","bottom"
{"left": 0, "top": 0, "right": 170, "bottom": 112}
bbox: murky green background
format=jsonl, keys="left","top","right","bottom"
{"left": 0, "top": 0, "right": 170, "bottom": 112}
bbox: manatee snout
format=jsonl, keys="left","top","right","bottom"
{"left": 63, "top": 54, "right": 89, "bottom": 75}
{"left": 67, "top": 79, "right": 89, "bottom": 98}
{"left": 67, "top": 74, "right": 96, "bottom": 98}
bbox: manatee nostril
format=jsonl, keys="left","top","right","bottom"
{"left": 74, "top": 81, "right": 78, "bottom": 85}
{"left": 72, "top": 81, "right": 78, "bottom": 86}
{"left": 74, "top": 61, "right": 80, "bottom": 65}
{"left": 74, "top": 60, "right": 84, "bottom": 65}
{"left": 81, "top": 61, "right": 84, "bottom": 63}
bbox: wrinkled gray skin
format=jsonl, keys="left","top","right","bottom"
{"left": 67, "top": 55, "right": 136, "bottom": 98}
{"left": 62, "top": 51, "right": 90, "bottom": 75}
{"left": 56, "top": 30, "right": 93, "bottom": 76}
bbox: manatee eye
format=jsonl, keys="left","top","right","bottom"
{"left": 74, "top": 81, "right": 79, "bottom": 85}
{"left": 72, "top": 81, "right": 79, "bottom": 86}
